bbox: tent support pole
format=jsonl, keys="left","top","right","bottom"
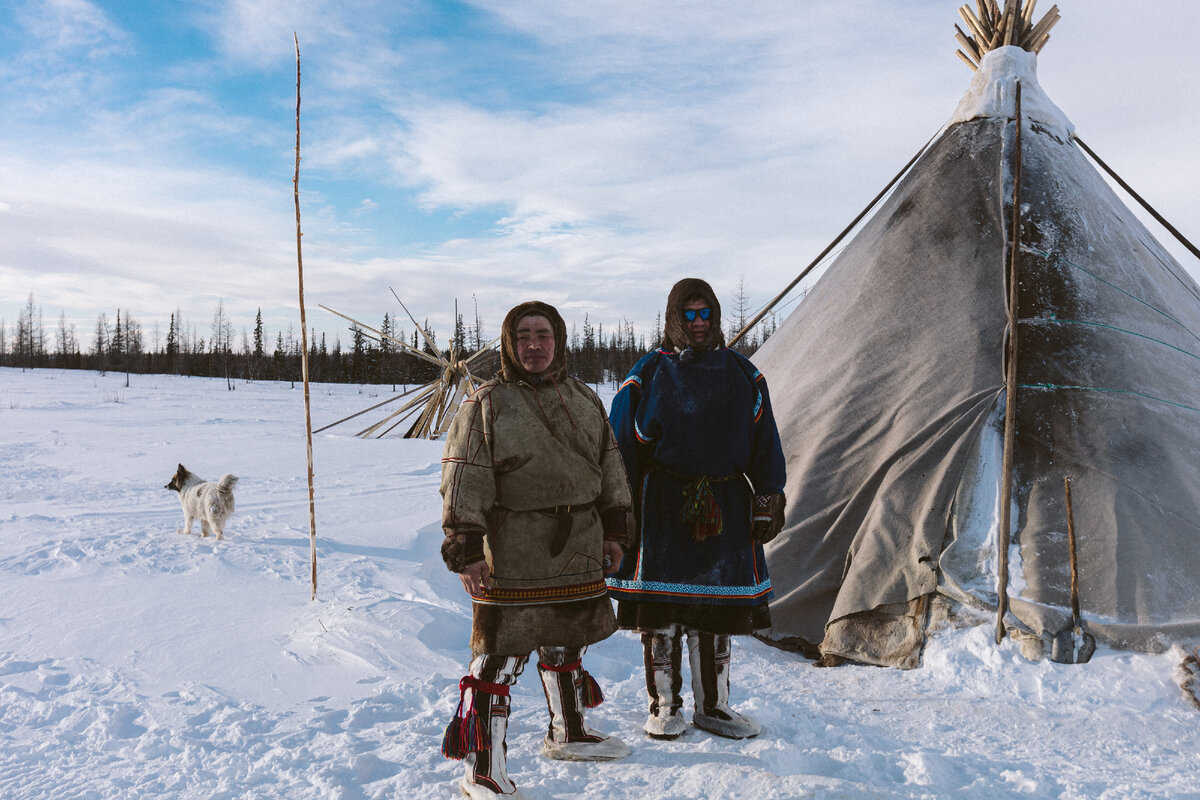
{"left": 1072, "top": 136, "right": 1200, "bottom": 263}
{"left": 293, "top": 34, "right": 319, "bottom": 602}
{"left": 728, "top": 130, "right": 941, "bottom": 347}
{"left": 996, "top": 81, "right": 1024, "bottom": 644}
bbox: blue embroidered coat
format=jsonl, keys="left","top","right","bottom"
{"left": 606, "top": 347, "right": 786, "bottom": 619}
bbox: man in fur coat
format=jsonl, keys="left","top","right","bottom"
{"left": 607, "top": 278, "right": 787, "bottom": 741}
{"left": 440, "top": 300, "right": 633, "bottom": 800}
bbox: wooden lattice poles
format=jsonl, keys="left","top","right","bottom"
{"left": 955, "top": 0, "right": 1061, "bottom": 71}
{"left": 293, "top": 34, "right": 319, "bottom": 602}
{"left": 316, "top": 301, "right": 498, "bottom": 439}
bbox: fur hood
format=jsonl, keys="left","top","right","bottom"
{"left": 661, "top": 277, "right": 725, "bottom": 352}
{"left": 498, "top": 300, "right": 569, "bottom": 383}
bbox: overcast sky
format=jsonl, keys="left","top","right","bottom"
{"left": 2, "top": 0, "right": 1197, "bottom": 352}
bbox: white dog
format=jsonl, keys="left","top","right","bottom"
{"left": 164, "top": 463, "right": 238, "bottom": 539}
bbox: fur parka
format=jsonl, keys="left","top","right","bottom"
{"left": 440, "top": 301, "right": 633, "bottom": 655}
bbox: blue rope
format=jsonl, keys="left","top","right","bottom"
{"left": 1010, "top": 246, "right": 1200, "bottom": 415}
{"left": 1035, "top": 317, "right": 1200, "bottom": 363}
{"left": 1019, "top": 382, "right": 1200, "bottom": 416}
{"left": 1022, "top": 245, "right": 1200, "bottom": 347}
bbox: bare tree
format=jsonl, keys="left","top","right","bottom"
{"left": 472, "top": 294, "right": 485, "bottom": 352}
{"left": 212, "top": 300, "right": 236, "bottom": 388}
{"left": 35, "top": 304, "right": 47, "bottom": 364}
{"left": 211, "top": 300, "right": 235, "bottom": 356}
{"left": 125, "top": 313, "right": 143, "bottom": 370}
{"left": 56, "top": 311, "right": 78, "bottom": 368}
{"left": 15, "top": 295, "right": 36, "bottom": 369}
{"left": 730, "top": 275, "right": 752, "bottom": 353}
{"left": 92, "top": 312, "right": 110, "bottom": 373}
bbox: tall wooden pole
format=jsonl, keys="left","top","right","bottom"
{"left": 294, "top": 34, "right": 319, "bottom": 601}
{"left": 996, "top": 81, "right": 1024, "bottom": 643}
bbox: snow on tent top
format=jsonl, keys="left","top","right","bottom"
{"left": 754, "top": 2, "right": 1200, "bottom": 669}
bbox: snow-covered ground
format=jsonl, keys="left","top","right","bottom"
{"left": 2, "top": 366, "right": 1198, "bottom": 799}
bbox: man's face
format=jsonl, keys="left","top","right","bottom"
{"left": 682, "top": 298, "right": 712, "bottom": 346}
{"left": 515, "top": 314, "right": 556, "bottom": 374}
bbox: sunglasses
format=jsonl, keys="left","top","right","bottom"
{"left": 682, "top": 308, "right": 712, "bottom": 322}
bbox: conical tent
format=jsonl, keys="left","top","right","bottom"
{"left": 755, "top": 15, "right": 1200, "bottom": 668}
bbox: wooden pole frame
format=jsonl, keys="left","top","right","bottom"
{"left": 293, "top": 35, "right": 319, "bottom": 602}
{"left": 314, "top": 302, "right": 499, "bottom": 439}
{"left": 954, "top": 1, "right": 1060, "bottom": 70}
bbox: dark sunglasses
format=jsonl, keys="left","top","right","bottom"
{"left": 682, "top": 307, "right": 712, "bottom": 322}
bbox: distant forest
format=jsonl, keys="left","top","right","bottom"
{"left": 1, "top": 290, "right": 780, "bottom": 387}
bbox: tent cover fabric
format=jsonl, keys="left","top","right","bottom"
{"left": 755, "top": 47, "right": 1200, "bottom": 668}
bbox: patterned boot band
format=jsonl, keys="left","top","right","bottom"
{"left": 537, "top": 660, "right": 604, "bottom": 707}
{"left": 460, "top": 675, "right": 511, "bottom": 696}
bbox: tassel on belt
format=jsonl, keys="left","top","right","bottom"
{"left": 653, "top": 464, "right": 739, "bottom": 542}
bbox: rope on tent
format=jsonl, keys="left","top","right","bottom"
{"left": 727, "top": 130, "right": 941, "bottom": 348}
{"left": 1023, "top": 246, "right": 1200, "bottom": 346}
{"left": 1072, "top": 136, "right": 1200, "bottom": 264}
{"left": 1042, "top": 318, "right": 1200, "bottom": 363}
{"left": 1138, "top": 235, "right": 1200, "bottom": 311}
{"left": 996, "top": 79, "right": 1024, "bottom": 645}
{"left": 1018, "top": 383, "right": 1200, "bottom": 416}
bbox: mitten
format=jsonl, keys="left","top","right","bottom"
{"left": 750, "top": 493, "right": 786, "bottom": 544}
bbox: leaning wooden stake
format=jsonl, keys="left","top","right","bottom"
{"left": 996, "top": 81, "right": 1024, "bottom": 643}
{"left": 1073, "top": 136, "right": 1200, "bottom": 263}
{"left": 293, "top": 33, "right": 319, "bottom": 602}
{"left": 729, "top": 129, "right": 941, "bottom": 347}
{"left": 1059, "top": 476, "right": 1096, "bottom": 663}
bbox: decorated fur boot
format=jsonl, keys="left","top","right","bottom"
{"left": 642, "top": 625, "right": 686, "bottom": 739}
{"left": 443, "top": 654, "right": 528, "bottom": 799}
{"left": 537, "top": 648, "right": 631, "bottom": 762}
{"left": 687, "top": 630, "right": 761, "bottom": 739}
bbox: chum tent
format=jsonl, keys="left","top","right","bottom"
{"left": 753, "top": 2, "right": 1200, "bottom": 669}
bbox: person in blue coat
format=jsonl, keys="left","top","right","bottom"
{"left": 607, "top": 277, "right": 787, "bottom": 740}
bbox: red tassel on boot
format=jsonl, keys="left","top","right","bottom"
{"left": 580, "top": 669, "right": 604, "bottom": 708}
{"left": 441, "top": 676, "right": 509, "bottom": 760}
{"left": 540, "top": 660, "right": 604, "bottom": 708}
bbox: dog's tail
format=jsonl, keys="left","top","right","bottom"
{"left": 218, "top": 474, "right": 239, "bottom": 493}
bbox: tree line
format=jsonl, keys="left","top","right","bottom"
{"left": 1, "top": 289, "right": 780, "bottom": 387}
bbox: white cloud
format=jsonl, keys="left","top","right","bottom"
{"left": 1, "top": 0, "right": 1197, "bottom": 351}
{"left": 16, "top": 0, "right": 128, "bottom": 55}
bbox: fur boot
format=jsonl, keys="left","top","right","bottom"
{"left": 642, "top": 625, "right": 686, "bottom": 739}
{"left": 450, "top": 654, "right": 528, "bottom": 799}
{"left": 687, "top": 630, "right": 761, "bottom": 739}
{"left": 538, "top": 647, "right": 630, "bottom": 761}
